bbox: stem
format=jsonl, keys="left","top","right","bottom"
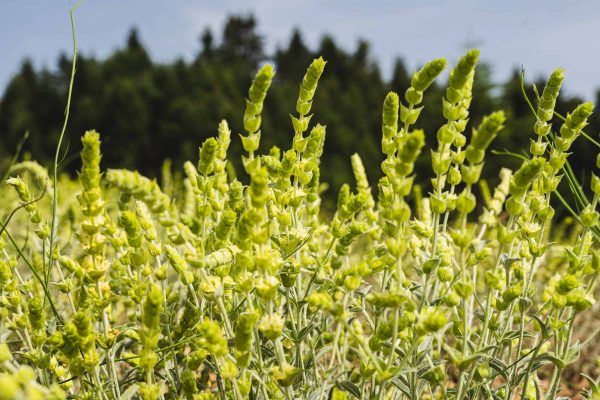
{"left": 48, "top": 3, "right": 80, "bottom": 288}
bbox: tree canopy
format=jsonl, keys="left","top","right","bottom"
{"left": 1, "top": 15, "right": 598, "bottom": 206}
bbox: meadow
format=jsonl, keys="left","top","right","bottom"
{"left": 1, "top": 10, "right": 600, "bottom": 400}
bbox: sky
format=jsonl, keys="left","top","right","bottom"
{"left": 1, "top": 0, "right": 600, "bottom": 100}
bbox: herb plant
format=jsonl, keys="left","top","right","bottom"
{"left": 1, "top": 23, "right": 600, "bottom": 400}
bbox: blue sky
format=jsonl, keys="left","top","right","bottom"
{"left": 1, "top": 0, "right": 599, "bottom": 99}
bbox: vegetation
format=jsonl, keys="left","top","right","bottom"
{"left": 1, "top": 15, "right": 599, "bottom": 202}
{"left": 2, "top": 9, "right": 600, "bottom": 400}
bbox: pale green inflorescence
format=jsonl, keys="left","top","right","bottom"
{"left": 240, "top": 64, "right": 275, "bottom": 161}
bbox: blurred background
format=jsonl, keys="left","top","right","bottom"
{"left": 1, "top": 0, "right": 600, "bottom": 205}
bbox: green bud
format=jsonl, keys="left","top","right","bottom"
{"left": 6, "top": 177, "right": 33, "bottom": 209}
{"left": 164, "top": 245, "right": 187, "bottom": 275}
{"left": 448, "top": 49, "right": 479, "bottom": 93}
{"left": 120, "top": 211, "right": 142, "bottom": 248}
{"left": 537, "top": 68, "right": 564, "bottom": 122}
{"left": 591, "top": 174, "right": 600, "bottom": 194}
{"left": 454, "top": 132, "right": 467, "bottom": 147}
{"left": 556, "top": 274, "right": 579, "bottom": 295}
{"left": 244, "top": 64, "right": 275, "bottom": 132}
{"left": 502, "top": 284, "right": 522, "bottom": 303}
{"left": 581, "top": 204, "right": 599, "bottom": 227}
{"left": 560, "top": 102, "right": 594, "bottom": 139}
{"left": 187, "top": 349, "right": 208, "bottom": 370}
{"left": 444, "top": 291, "right": 461, "bottom": 307}
{"left": 509, "top": 157, "right": 545, "bottom": 196}
{"left": 454, "top": 281, "right": 474, "bottom": 299}
{"left": 431, "top": 151, "right": 452, "bottom": 175}
{"left": 411, "top": 58, "right": 447, "bottom": 93}
{"left": 250, "top": 167, "right": 269, "bottom": 208}
{"left": 529, "top": 139, "right": 548, "bottom": 156}
{"left": 367, "top": 291, "right": 410, "bottom": 309}
{"left": 215, "top": 209, "right": 237, "bottom": 241}
{"left": 0, "top": 374, "right": 19, "bottom": 399}
{"left": 552, "top": 293, "right": 567, "bottom": 309}
{"left": 139, "top": 383, "right": 159, "bottom": 400}
{"left": 270, "top": 363, "right": 301, "bottom": 387}
{"left": 396, "top": 130, "right": 425, "bottom": 175}
{"left": 466, "top": 111, "right": 505, "bottom": 163}
{"left": 332, "top": 387, "right": 348, "bottom": 400}
{"left": 400, "top": 104, "right": 423, "bottom": 125}
{"left": 382, "top": 92, "right": 399, "bottom": 141}
{"left": 198, "top": 137, "right": 218, "bottom": 175}
{"left": 437, "top": 124, "right": 456, "bottom": 144}
{"left": 567, "top": 290, "right": 594, "bottom": 312}
{"left": 259, "top": 314, "right": 284, "bottom": 340}
{"left": 306, "top": 292, "right": 334, "bottom": 311}
{"left": 456, "top": 190, "right": 476, "bottom": 214}
{"left": 405, "top": 87, "right": 423, "bottom": 105}
{"left": 196, "top": 319, "right": 227, "bottom": 356}
{"left": 448, "top": 167, "right": 462, "bottom": 185}
{"left": 240, "top": 132, "right": 261, "bottom": 153}
{"left": 297, "top": 57, "right": 326, "bottom": 116}
{"left": 429, "top": 194, "right": 447, "bottom": 214}
{"left": 344, "top": 275, "right": 361, "bottom": 290}
{"left": 461, "top": 163, "right": 484, "bottom": 185}
{"left": 58, "top": 256, "right": 83, "bottom": 278}
{"left": 416, "top": 308, "right": 447, "bottom": 335}
{"left": 80, "top": 130, "right": 102, "bottom": 197}
{"left": 437, "top": 266, "right": 454, "bottom": 283}
{"left": 28, "top": 297, "right": 45, "bottom": 330}
{"left": 143, "top": 283, "right": 163, "bottom": 330}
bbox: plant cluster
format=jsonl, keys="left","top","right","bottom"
{"left": 4, "top": 16, "right": 600, "bottom": 199}
{"left": 2, "top": 47, "right": 600, "bottom": 400}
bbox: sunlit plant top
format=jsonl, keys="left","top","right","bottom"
{"left": 1, "top": 13, "right": 600, "bottom": 399}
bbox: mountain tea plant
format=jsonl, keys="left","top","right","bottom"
{"left": 2, "top": 47, "right": 600, "bottom": 400}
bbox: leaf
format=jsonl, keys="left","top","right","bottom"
{"left": 529, "top": 313, "right": 550, "bottom": 339}
{"left": 488, "top": 358, "right": 510, "bottom": 381}
{"left": 120, "top": 385, "right": 139, "bottom": 400}
{"left": 295, "top": 324, "right": 317, "bottom": 342}
{"left": 337, "top": 381, "right": 361, "bottom": 399}
{"left": 535, "top": 352, "right": 565, "bottom": 369}
{"left": 564, "top": 341, "right": 582, "bottom": 366}
{"left": 391, "top": 377, "right": 412, "bottom": 398}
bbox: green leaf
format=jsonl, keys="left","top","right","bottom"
{"left": 120, "top": 385, "right": 139, "bottom": 400}
{"left": 529, "top": 313, "right": 550, "bottom": 340}
{"left": 337, "top": 381, "right": 361, "bottom": 399}
{"left": 535, "top": 352, "right": 565, "bottom": 369}
{"left": 564, "top": 341, "right": 581, "bottom": 366}
{"left": 488, "top": 358, "right": 510, "bottom": 381}
{"left": 391, "top": 377, "right": 412, "bottom": 398}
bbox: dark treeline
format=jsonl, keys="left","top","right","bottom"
{"left": 1, "top": 15, "right": 599, "bottom": 201}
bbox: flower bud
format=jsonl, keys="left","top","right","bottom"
{"left": 537, "top": 68, "right": 564, "bottom": 123}
{"left": 411, "top": 58, "right": 447, "bottom": 93}
{"left": 466, "top": 111, "right": 505, "bottom": 164}
{"left": 448, "top": 49, "right": 479, "bottom": 93}
{"left": 444, "top": 291, "right": 461, "bottom": 307}
{"left": 556, "top": 275, "right": 579, "bottom": 295}
{"left": 416, "top": 308, "right": 447, "bottom": 335}
{"left": 244, "top": 64, "right": 275, "bottom": 136}
{"left": 198, "top": 137, "right": 218, "bottom": 175}
{"left": 259, "top": 314, "right": 284, "bottom": 340}
{"left": 567, "top": 290, "right": 594, "bottom": 312}
{"left": 509, "top": 157, "right": 545, "bottom": 196}
{"left": 143, "top": 283, "right": 163, "bottom": 330}
{"left": 580, "top": 204, "right": 599, "bottom": 228}
{"left": 296, "top": 57, "right": 326, "bottom": 116}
